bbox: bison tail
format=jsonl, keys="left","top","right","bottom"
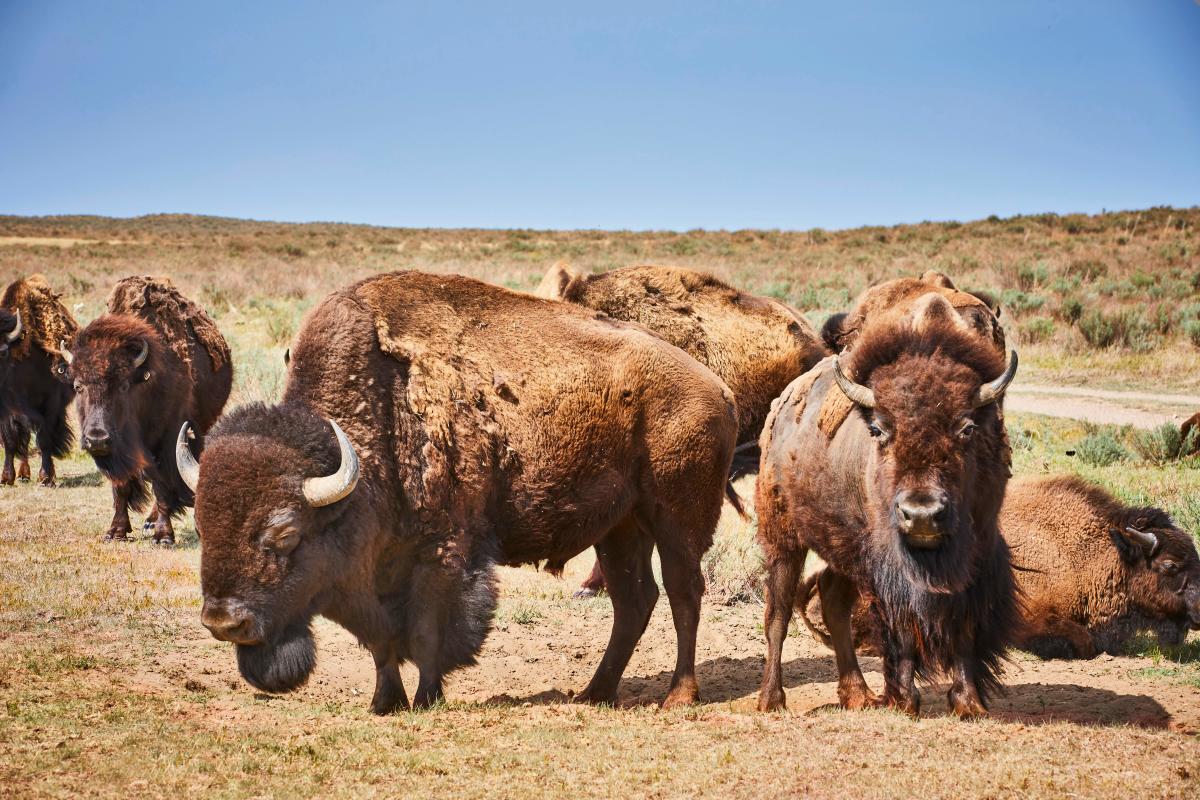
{"left": 793, "top": 570, "right": 835, "bottom": 650}
{"left": 724, "top": 481, "right": 749, "bottom": 520}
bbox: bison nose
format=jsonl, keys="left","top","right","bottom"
{"left": 895, "top": 491, "right": 949, "bottom": 546}
{"left": 201, "top": 599, "right": 261, "bottom": 645}
{"left": 82, "top": 429, "right": 111, "bottom": 455}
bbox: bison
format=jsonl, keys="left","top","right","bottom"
{"left": 180, "top": 271, "right": 739, "bottom": 713}
{"left": 1004, "top": 475, "right": 1200, "bottom": 657}
{"left": 0, "top": 275, "right": 78, "bottom": 486}
{"left": 756, "top": 294, "right": 1020, "bottom": 717}
{"left": 64, "top": 276, "right": 231, "bottom": 544}
{"left": 537, "top": 263, "right": 827, "bottom": 595}
{"left": 800, "top": 474, "right": 1200, "bottom": 660}
{"left": 1181, "top": 412, "right": 1200, "bottom": 457}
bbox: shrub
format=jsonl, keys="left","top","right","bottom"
{"left": 1131, "top": 423, "right": 1199, "bottom": 465}
{"left": 1075, "top": 431, "right": 1128, "bottom": 466}
{"left": 1184, "top": 320, "right": 1200, "bottom": 349}
{"left": 1059, "top": 297, "right": 1083, "bottom": 324}
{"left": 1077, "top": 309, "right": 1154, "bottom": 350}
{"left": 1065, "top": 259, "right": 1108, "bottom": 282}
{"left": 1020, "top": 317, "right": 1055, "bottom": 344}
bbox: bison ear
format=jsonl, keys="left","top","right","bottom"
{"left": 1115, "top": 526, "right": 1158, "bottom": 559}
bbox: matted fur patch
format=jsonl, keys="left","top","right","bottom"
{"left": 817, "top": 382, "right": 854, "bottom": 439}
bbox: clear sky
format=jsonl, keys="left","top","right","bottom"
{"left": 1, "top": 1, "right": 1197, "bottom": 231}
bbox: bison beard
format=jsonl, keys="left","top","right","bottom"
{"left": 236, "top": 622, "right": 317, "bottom": 693}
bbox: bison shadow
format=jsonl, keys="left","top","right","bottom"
{"left": 58, "top": 470, "right": 106, "bottom": 488}
{"left": 482, "top": 653, "right": 1172, "bottom": 728}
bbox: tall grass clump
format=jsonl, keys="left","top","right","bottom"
{"left": 1077, "top": 309, "right": 1153, "bottom": 350}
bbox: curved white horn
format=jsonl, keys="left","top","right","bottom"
{"left": 1122, "top": 526, "right": 1158, "bottom": 554}
{"left": 6, "top": 311, "right": 21, "bottom": 343}
{"left": 132, "top": 339, "right": 149, "bottom": 368}
{"left": 972, "top": 350, "right": 1019, "bottom": 408}
{"left": 59, "top": 340, "right": 73, "bottom": 365}
{"left": 176, "top": 422, "right": 200, "bottom": 494}
{"left": 832, "top": 357, "right": 876, "bottom": 409}
{"left": 302, "top": 419, "right": 360, "bottom": 507}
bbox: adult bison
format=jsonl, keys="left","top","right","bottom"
{"left": 1004, "top": 475, "right": 1200, "bottom": 657}
{"left": 801, "top": 475, "right": 1200, "bottom": 660}
{"left": 180, "top": 271, "right": 739, "bottom": 713}
{"left": 756, "top": 294, "right": 1020, "bottom": 717}
{"left": 821, "top": 270, "right": 1004, "bottom": 355}
{"left": 1181, "top": 412, "right": 1200, "bottom": 457}
{"left": 0, "top": 275, "right": 78, "bottom": 486}
{"left": 537, "top": 263, "right": 827, "bottom": 595}
{"left": 64, "top": 276, "right": 231, "bottom": 544}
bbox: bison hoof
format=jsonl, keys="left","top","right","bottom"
{"left": 103, "top": 532, "right": 131, "bottom": 542}
{"left": 574, "top": 688, "right": 617, "bottom": 707}
{"left": 662, "top": 687, "right": 700, "bottom": 710}
{"left": 572, "top": 587, "right": 599, "bottom": 599}
{"left": 0, "top": 473, "right": 13, "bottom": 487}
{"left": 757, "top": 689, "right": 787, "bottom": 712}
{"left": 142, "top": 520, "right": 155, "bottom": 531}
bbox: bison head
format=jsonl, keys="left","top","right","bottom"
{"left": 1113, "top": 513, "right": 1200, "bottom": 632}
{"left": 834, "top": 297, "right": 1017, "bottom": 593}
{"left": 63, "top": 315, "right": 162, "bottom": 480}
{"left": 0, "top": 310, "right": 23, "bottom": 398}
{"left": 179, "top": 402, "right": 361, "bottom": 694}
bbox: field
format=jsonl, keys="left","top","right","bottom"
{"left": 2, "top": 209, "right": 1200, "bottom": 798}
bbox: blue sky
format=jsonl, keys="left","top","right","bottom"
{"left": 1, "top": 1, "right": 1197, "bottom": 230}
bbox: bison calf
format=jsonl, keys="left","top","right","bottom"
{"left": 183, "top": 271, "right": 738, "bottom": 713}
{"left": 756, "top": 294, "right": 1020, "bottom": 717}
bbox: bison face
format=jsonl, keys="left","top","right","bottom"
{"left": 835, "top": 345, "right": 1017, "bottom": 592}
{"left": 1117, "top": 522, "right": 1200, "bottom": 631}
{"left": 64, "top": 320, "right": 158, "bottom": 480}
{"left": 186, "top": 415, "right": 360, "bottom": 694}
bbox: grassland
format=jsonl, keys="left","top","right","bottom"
{"left": 2, "top": 209, "right": 1200, "bottom": 798}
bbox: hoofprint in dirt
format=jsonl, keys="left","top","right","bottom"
{"left": 1007, "top": 383, "right": 1200, "bottom": 429}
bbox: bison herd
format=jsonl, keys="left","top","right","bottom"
{"left": 1, "top": 265, "right": 1198, "bottom": 718}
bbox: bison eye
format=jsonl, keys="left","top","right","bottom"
{"left": 957, "top": 420, "right": 978, "bottom": 440}
{"left": 1158, "top": 560, "right": 1179, "bottom": 576}
{"left": 867, "top": 422, "right": 883, "bottom": 438}
{"left": 264, "top": 527, "right": 301, "bottom": 555}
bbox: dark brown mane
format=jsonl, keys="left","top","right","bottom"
{"left": 846, "top": 314, "right": 1007, "bottom": 386}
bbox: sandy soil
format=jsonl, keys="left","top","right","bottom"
{"left": 1008, "top": 383, "right": 1198, "bottom": 428}
{"left": 32, "top": 558, "right": 1196, "bottom": 735}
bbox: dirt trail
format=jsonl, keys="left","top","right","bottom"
{"left": 1007, "top": 382, "right": 1197, "bottom": 428}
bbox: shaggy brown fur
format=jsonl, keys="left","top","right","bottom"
{"left": 0, "top": 276, "right": 78, "bottom": 485}
{"left": 821, "top": 271, "right": 1005, "bottom": 355}
{"left": 800, "top": 475, "right": 1200, "bottom": 659}
{"left": 108, "top": 276, "right": 231, "bottom": 380}
{"left": 69, "top": 281, "right": 232, "bottom": 544}
{"left": 537, "top": 263, "right": 826, "bottom": 443}
{"left": 193, "top": 271, "right": 739, "bottom": 714}
{"left": 756, "top": 296, "right": 1019, "bottom": 718}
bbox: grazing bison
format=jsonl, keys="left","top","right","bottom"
{"left": 0, "top": 276, "right": 78, "bottom": 486}
{"left": 180, "top": 271, "right": 738, "bottom": 713}
{"left": 800, "top": 475, "right": 1200, "bottom": 660}
{"left": 756, "top": 294, "right": 1020, "bottom": 717}
{"left": 537, "top": 263, "right": 827, "bottom": 595}
{"left": 821, "top": 270, "right": 1005, "bottom": 355}
{"left": 64, "top": 276, "right": 231, "bottom": 544}
{"left": 1181, "top": 412, "right": 1200, "bottom": 457}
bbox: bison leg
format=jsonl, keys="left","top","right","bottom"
{"left": 148, "top": 498, "right": 176, "bottom": 546}
{"left": 370, "top": 644, "right": 409, "bottom": 715}
{"left": 19, "top": 458, "right": 32, "bottom": 483}
{"left": 879, "top": 625, "right": 921, "bottom": 717}
{"left": 947, "top": 657, "right": 988, "bottom": 719}
{"left": 105, "top": 480, "right": 136, "bottom": 541}
{"left": 573, "top": 560, "right": 608, "bottom": 599}
{"left": 818, "top": 570, "right": 878, "bottom": 710}
{"left": 1016, "top": 609, "right": 1096, "bottom": 660}
{"left": 659, "top": 539, "right": 706, "bottom": 709}
{"left": 34, "top": 426, "right": 57, "bottom": 486}
{"left": 0, "top": 449, "right": 14, "bottom": 486}
{"left": 757, "top": 550, "right": 804, "bottom": 712}
{"left": 576, "top": 517, "right": 657, "bottom": 706}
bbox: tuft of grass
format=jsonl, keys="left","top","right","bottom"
{"left": 1075, "top": 431, "right": 1129, "bottom": 466}
{"left": 1130, "top": 423, "right": 1199, "bottom": 465}
{"left": 1077, "top": 308, "right": 1154, "bottom": 350}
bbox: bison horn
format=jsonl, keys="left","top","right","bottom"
{"left": 59, "top": 340, "right": 73, "bottom": 365}
{"left": 132, "top": 339, "right": 149, "bottom": 368}
{"left": 302, "top": 419, "right": 360, "bottom": 507}
{"left": 832, "top": 357, "right": 876, "bottom": 409}
{"left": 972, "top": 350, "right": 1019, "bottom": 408}
{"left": 1122, "top": 526, "right": 1158, "bottom": 555}
{"left": 6, "top": 311, "right": 21, "bottom": 343}
{"left": 176, "top": 422, "right": 200, "bottom": 494}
